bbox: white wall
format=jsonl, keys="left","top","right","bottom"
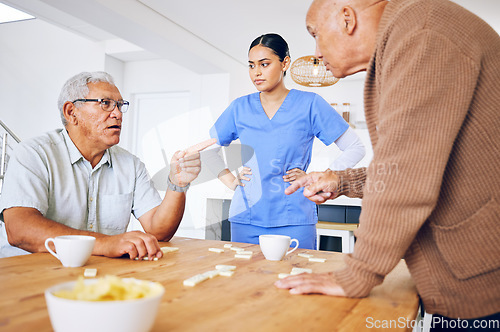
{"left": 104, "top": 55, "right": 125, "bottom": 93}
{"left": 118, "top": 59, "right": 233, "bottom": 152}
{"left": 0, "top": 19, "right": 106, "bottom": 140}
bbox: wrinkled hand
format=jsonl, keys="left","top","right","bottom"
{"left": 283, "top": 168, "right": 306, "bottom": 183}
{"left": 274, "top": 272, "right": 346, "bottom": 296}
{"left": 95, "top": 231, "right": 162, "bottom": 260}
{"left": 284, "top": 170, "right": 340, "bottom": 204}
{"left": 170, "top": 138, "right": 217, "bottom": 187}
{"left": 232, "top": 167, "right": 252, "bottom": 188}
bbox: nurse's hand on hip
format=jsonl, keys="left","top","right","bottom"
{"left": 233, "top": 167, "right": 252, "bottom": 188}
{"left": 218, "top": 167, "right": 252, "bottom": 191}
{"left": 283, "top": 168, "right": 306, "bottom": 183}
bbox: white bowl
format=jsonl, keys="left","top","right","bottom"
{"left": 45, "top": 278, "right": 164, "bottom": 332}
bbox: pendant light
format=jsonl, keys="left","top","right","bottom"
{"left": 290, "top": 56, "right": 340, "bottom": 87}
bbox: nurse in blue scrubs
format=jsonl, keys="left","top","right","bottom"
{"left": 209, "top": 33, "right": 365, "bottom": 249}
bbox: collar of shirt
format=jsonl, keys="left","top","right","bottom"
{"left": 60, "top": 129, "right": 112, "bottom": 169}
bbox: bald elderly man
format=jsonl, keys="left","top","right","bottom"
{"left": 276, "top": 0, "right": 500, "bottom": 328}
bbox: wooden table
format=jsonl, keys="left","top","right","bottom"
{"left": 0, "top": 237, "right": 419, "bottom": 331}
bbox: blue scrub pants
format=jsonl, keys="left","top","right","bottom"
{"left": 230, "top": 222, "right": 317, "bottom": 250}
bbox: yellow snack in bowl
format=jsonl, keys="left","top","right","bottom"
{"left": 53, "top": 275, "right": 162, "bottom": 301}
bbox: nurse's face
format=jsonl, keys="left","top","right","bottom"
{"left": 248, "top": 45, "right": 288, "bottom": 92}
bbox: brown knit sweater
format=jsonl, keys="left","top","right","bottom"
{"left": 332, "top": 0, "right": 500, "bottom": 319}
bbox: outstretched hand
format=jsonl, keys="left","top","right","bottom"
{"left": 274, "top": 272, "right": 346, "bottom": 296}
{"left": 284, "top": 170, "right": 340, "bottom": 203}
{"left": 170, "top": 138, "right": 217, "bottom": 187}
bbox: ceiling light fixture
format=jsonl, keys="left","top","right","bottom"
{"left": 0, "top": 3, "right": 34, "bottom": 24}
{"left": 290, "top": 55, "right": 340, "bottom": 87}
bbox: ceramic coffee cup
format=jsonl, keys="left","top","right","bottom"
{"left": 259, "top": 234, "right": 299, "bottom": 261}
{"left": 44, "top": 235, "right": 96, "bottom": 267}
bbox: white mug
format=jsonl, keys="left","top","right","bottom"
{"left": 44, "top": 235, "right": 96, "bottom": 267}
{"left": 259, "top": 234, "right": 299, "bottom": 261}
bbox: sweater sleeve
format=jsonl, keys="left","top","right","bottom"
{"left": 334, "top": 29, "right": 479, "bottom": 297}
{"left": 335, "top": 167, "right": 367, "bottom": 199}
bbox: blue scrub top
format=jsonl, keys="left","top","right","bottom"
{"left": 210, "top": 89, "right": 349, "bottom": 227}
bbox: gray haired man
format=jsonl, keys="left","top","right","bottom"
{"left": 0, "top": 71, "right": 215, "bottom": 259}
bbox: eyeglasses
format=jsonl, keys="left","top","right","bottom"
{"left": 72, "top": 98, "right": 129, "bottom": 113}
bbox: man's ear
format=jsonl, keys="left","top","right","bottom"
{"left": 63, "top": 101, "right": 78, "bottom": 125}
{"left": 342, "top": 6, "right": 357, "bottom": 35}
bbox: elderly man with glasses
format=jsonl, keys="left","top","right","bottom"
{"left": 0, "top": 71, "right": 215, "bottom": 259}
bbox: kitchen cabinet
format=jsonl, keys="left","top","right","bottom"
{"left": 217, "top": 198, "right": 362, "bottom": 252}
